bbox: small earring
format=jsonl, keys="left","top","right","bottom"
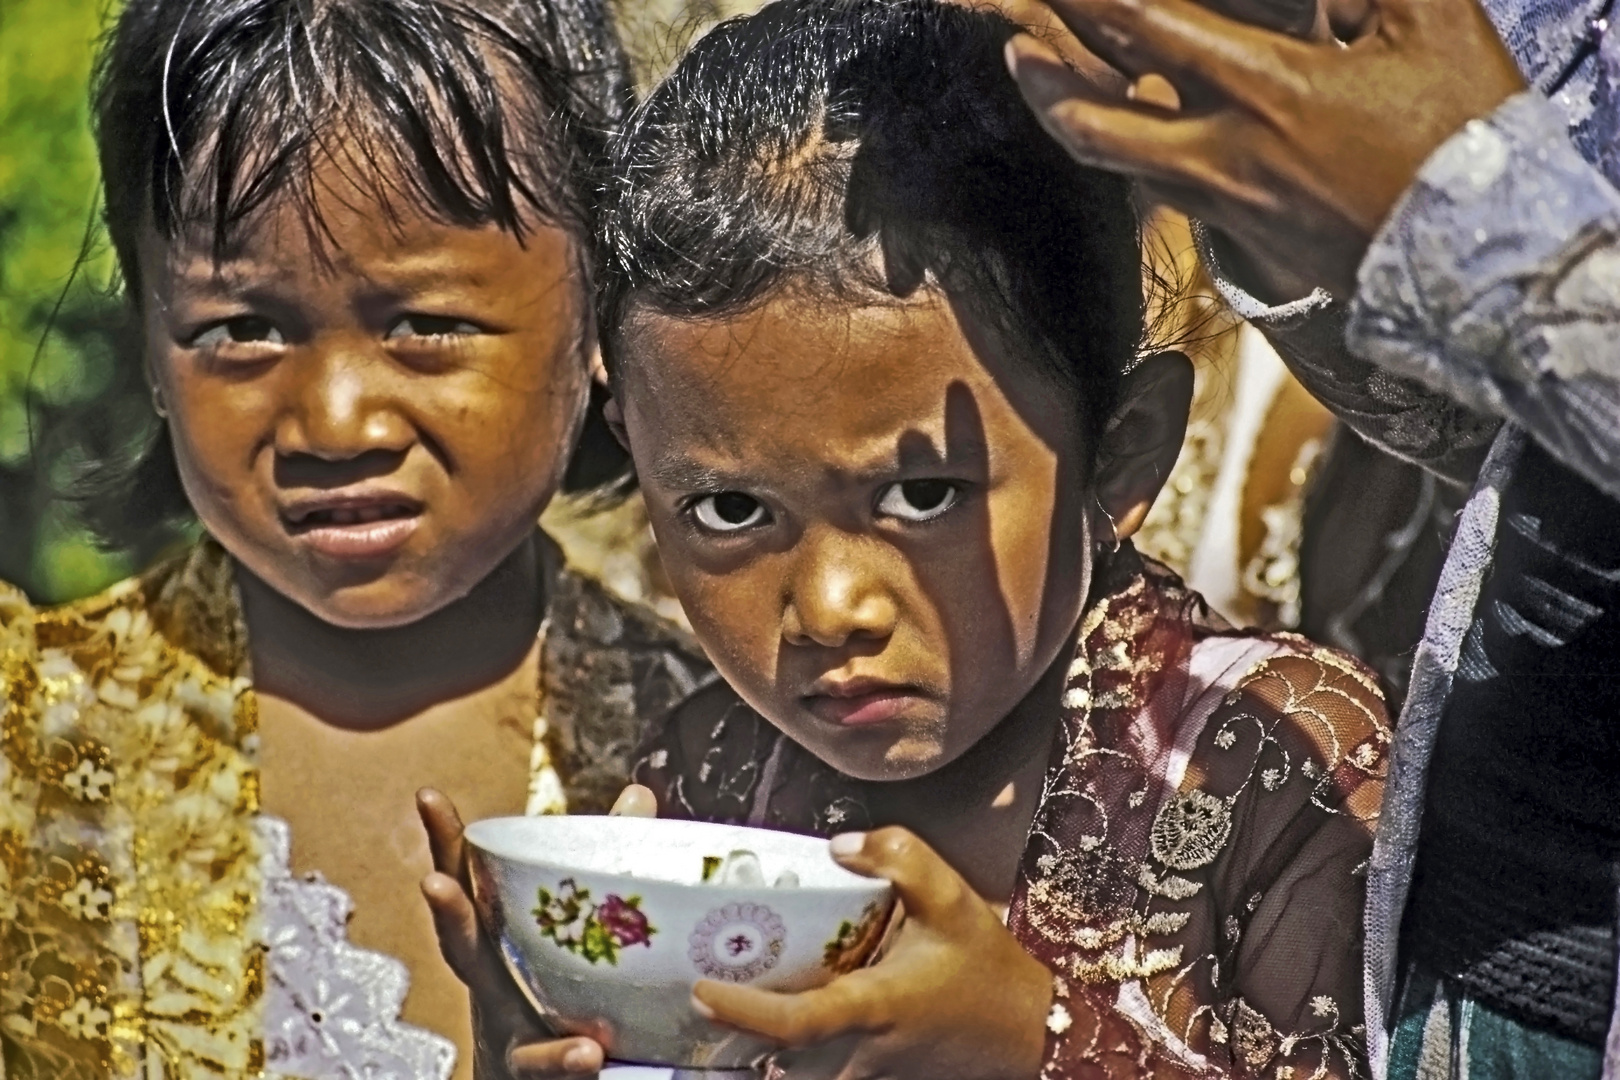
{"left": 1096, "top": 498, "right": 1121, "bottom": 554}
{"left": 150, "top": 385, "right": 169, "bottom": 419}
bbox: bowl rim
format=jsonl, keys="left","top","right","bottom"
{"left": 463, "top": 815, "right": 892, "bottom": 897}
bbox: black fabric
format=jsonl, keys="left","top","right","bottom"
{"left": 1403, "top": 439, "right": 1620, "bottom": 1048}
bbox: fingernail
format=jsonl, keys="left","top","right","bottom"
{"left": 563, "top": 1045, "right": 595, "bottom": 1071}
{"left": 829, "top": 832, "right": 866, "bottom": 857}
{"left": 1004, "top": 38, "right": 1024, "bottom": 77}
{"left": 690, "top": 992, "right": 716, "bottom": 1020}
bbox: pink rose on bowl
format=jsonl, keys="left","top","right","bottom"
{"left": 597, "top": 894, "right": 654, "bottom": 948}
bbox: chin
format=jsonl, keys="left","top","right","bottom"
{"left": 805, "top": 730, "right": 949, "bottom": 784}
{"left": 291, "top": 577, "right": 460, "bottom": 631}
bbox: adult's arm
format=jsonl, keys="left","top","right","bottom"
{"left": 1195, "top": 227, "right": 1502, "bottom": 487}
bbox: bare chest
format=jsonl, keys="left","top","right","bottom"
{"left": 256, "top": 663, "right": 538, "bottom": 1080}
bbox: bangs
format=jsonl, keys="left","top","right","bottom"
{"left": 98, "top": 0, "right": 629, "bottom": 280}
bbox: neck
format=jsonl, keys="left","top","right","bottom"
{"left": 239, "top": 535, "right": 546, "bottom": 731}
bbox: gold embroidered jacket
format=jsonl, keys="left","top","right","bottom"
{"left": 0, "top": 535, "right": 710, "bottom": 1079}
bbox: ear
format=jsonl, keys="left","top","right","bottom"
{"left": 602, "top": 394, "right": 630, "bottom": 452}
{"left": 1092, "top": 351, "right": 1193, "bottom": 542}
{"left": 588, "top": 345, "right": 610, "bottom": 389}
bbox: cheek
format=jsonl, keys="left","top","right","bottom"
{"left": 985, "top": 466, "right": 1090, "bottom": 664}
{"left": 644, "top": 518, "right": 783, "bottom": 693}
{"left": 161, "top": 369, "right": 276, "bottom": 533}
{"left": 442, "top": 356, "right": 587, "bottom": 504}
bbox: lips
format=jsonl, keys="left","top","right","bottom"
{"left": 280, "top": 492, "right": 425, "bottom": 559}
{"left": 802, "top": 677, "right": 930, "bottom": 728}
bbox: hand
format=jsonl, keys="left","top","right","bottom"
{"left": 418, "top": 785, "right": 659, "bottom": 1079}
{"left": 691, "top": 828, "right": 1053, "bottom": 1080}
{"left": 1002, "top": 0, "right": 1526, "bottom": 300}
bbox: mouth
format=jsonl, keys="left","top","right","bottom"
{"left": 280, "top": 493, "right": 425, "bottom": 559}
{"left": 802, "top": 677, "right": 931, "bottom": 728}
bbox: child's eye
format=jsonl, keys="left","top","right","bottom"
{"left": 387, "top": 314, "right": 483, "bottom": 339}
{"left": 691, "top": 492, "right": 769, "bottom": 532}
{"left": 190, "top": 317, "right": 285, "bottom": 348}
{"left": 876, "top": 479, "right": 959, "bottom": 523}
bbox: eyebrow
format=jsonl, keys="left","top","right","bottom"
{"left": 645, "top": 456, "right": 738, "bottom": 490}
{"left": 168, "top": 252, "right": 516, "bottom": 297}
{"left": 644, "top": 434, "right": 991, "bottom": 494}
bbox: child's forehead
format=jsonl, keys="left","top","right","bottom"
{"left": 620, "top": 289, "right": 1082, "bottom": 465}
{"left": 624, "top": 287, "right": 1038, "bottom": 397}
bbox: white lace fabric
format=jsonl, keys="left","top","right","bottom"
{"left": 258, "top": 817, "right": 456, "bottom": 1080}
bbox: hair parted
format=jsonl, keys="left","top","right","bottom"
{"left": 598, "top": 0, "right": 1148, "bottom": 450}
{"left": 83, "top": 0, "right": 633, "bottom": 544}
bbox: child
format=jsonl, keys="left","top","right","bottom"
{"left": 591, "top": 2, "right": 1389, "bottom": 1076}
{"left": 0, "top": 0, "right": 711, "bottom": 1076}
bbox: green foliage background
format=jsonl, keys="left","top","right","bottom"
{"left": 2, "top": 0, "right": 157, "bottom": 603}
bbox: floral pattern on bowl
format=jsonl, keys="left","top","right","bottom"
{"left": 822, "top": 899, "right": 891, "bottom": 974}
{"left": 534, "top": 878, "right": 656, "bottom": 965}
{"left": 688, "top": 902, "right": 786, "bottom": 982}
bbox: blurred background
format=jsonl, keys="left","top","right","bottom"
{"left": 2, "top": 0, "right": 167, "bottom": 603}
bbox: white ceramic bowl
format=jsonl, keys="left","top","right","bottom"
{"left": 465, "top": 816, "right": 894, "bottom": 1070}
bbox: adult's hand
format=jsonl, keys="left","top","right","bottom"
{"left": 1002, "top": 0, "right": 1526, "bottom": 301}
{"left": 418, "top": 785, "right": 658, "bottom": 1078}
{"left": 691, "top": 828, "right": 1053, "bottom": 1080}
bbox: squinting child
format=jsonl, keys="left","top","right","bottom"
{"left": 591, "top": 2, "right": 1386, "bottom": 1076}
{"left": 0, "top": 0, "right": 711, "bottom": 1076}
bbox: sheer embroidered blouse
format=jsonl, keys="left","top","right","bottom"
{"left": 0, "top": 534, "right": 711, "bottom": 1080}
{"left": 634, "top": 548, "right": 1390, "bottom": 1079}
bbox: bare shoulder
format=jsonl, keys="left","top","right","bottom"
{"left": 1220, "top": 637, "right": 1391, "bottom": 819}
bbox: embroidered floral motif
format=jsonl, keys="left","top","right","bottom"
{"left": 62, "top": 752, "right": 114, "bottom": 803}
{"left": 1231, "top": 998, "right": 1280, "bottom": 1068}
{"left": 55, "top": 996, "right": 112, "bottom": 1041}
{"left": 1150, "top": 789, "right": 1235, "bottom": 871}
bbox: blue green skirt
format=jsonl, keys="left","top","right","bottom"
{"left": 1388, "top": 964, "right": 1606, "bottom": 1080}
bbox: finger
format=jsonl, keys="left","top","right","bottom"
{"left": 828, "top": 828, "right": 976, "bottom": 929}
{"left": 417, "top": 787, "right": 468, "bottom": 882}
{"left": 1007, "top": 73, "right": 1241, "bottom": 198}
{"left": 691, "top": 972, "right": 880, "bottom": 1048}
{"left": 421, "top": 870, "right": 507, "bottom": 991}
{"left": 608, "top": 784, "right": 657, "bottom": 818}
{"left": 507, "top": 1035, "right": 605, "bottom": 1078}
{"left": 1040, "top": 0, "right": 1307, "bottom": 96}
{"left": 954, "top": 0, "right": 1131, "bottom": 94}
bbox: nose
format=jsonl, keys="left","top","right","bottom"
{"left": 273, "top": 345, "right": 413, "bottom": 463}
{"left": 781, "top": 528, "right": 899, "bottom": 649}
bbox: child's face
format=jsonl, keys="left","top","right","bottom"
{"left": 620, "top": 291, "right": 1093, "bottom": 781}
{"left": 139, "top": 165, "right": 591, "bottom": 629}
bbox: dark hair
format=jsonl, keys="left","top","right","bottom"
{"left": 81, "top": 0, "right": 633, "bottom": 545}
{"left": 598, "top": 0, "right": 1146, "bottom": 460}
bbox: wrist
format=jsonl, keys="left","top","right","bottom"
{"left": 1003, "top": 950, "right": 1057, "bottom": 1080}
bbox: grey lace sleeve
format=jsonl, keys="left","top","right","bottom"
{"left": 1347, "top": 91, "right": 1620, "bottom": 502}
{"left": 1193, "top": 224, "right": 1502, "bottom": 488}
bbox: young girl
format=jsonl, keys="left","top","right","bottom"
{"left": 586, "top": 2, "right": 1388, "bottom": 1075}
{"left": 0, "top": 0, "right": 713, "bottom": 1076}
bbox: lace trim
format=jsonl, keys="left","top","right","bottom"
{"left": 258, "top": 816, "right": 456, "bottom": 1080}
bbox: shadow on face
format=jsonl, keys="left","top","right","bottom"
{"left": 138, "top": 159, "right": 593, "bottom": 630}
{"left": 619, "top": 287, "right": 1096, "bottom": 782}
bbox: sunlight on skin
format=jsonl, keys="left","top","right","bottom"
{"left": 619, "top": 290, "right": 1089, "bottom": 785}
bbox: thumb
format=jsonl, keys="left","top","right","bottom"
{"left": 609, "top": 783, "right": 657, "bottom": 817}
{"left": 828, "top": 827, "right": 975, "bottom": 929}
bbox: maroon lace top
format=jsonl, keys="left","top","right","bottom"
{"left": 634, "top": 550, "right": 1389, "bottom": 1078}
